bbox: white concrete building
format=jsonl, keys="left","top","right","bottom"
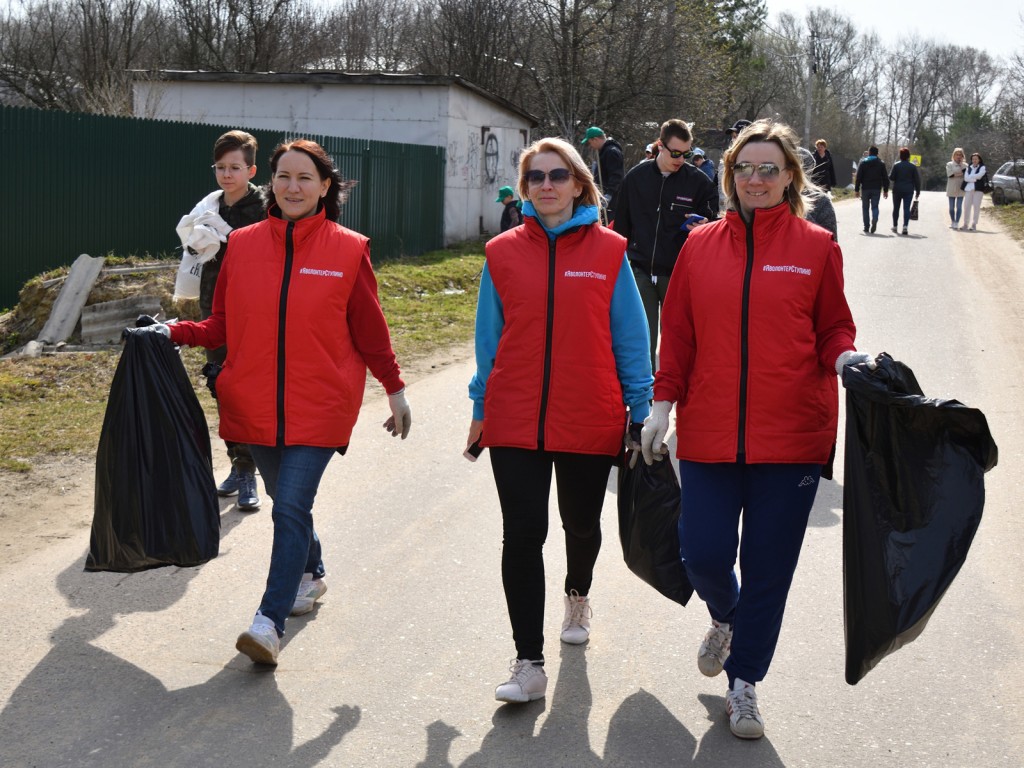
{"left": 132, "top": 71, "right": 537, "bottom": 242}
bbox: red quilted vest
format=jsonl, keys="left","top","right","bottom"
{"left": 483, "top": 217, "right": 628, "bottom": 456}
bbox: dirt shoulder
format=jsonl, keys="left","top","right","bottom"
{"left": 0, "top": 341, "right": 473, "bottom": 571}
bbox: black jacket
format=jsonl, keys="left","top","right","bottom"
{"left": 597, "top": 139, "right": 625, "bottom": 200}
{"left": 811, "top": 149, "right": 837, "bottom": 190}
{"left": 199, "top": 184, "right": 266, "bottom": 316}
{"left": 499, "top": 200, "right": 522, "bottom": 232}
{"left": 889, "top": 160, "right": 921, "bottom": 195}
{"left": 611, "top": 160, "right": 718, "bottom": 277}
{"left": 855, "top": 157, "right": 889, "bottom": 193}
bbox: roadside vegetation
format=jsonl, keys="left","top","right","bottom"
{"left": 989, "top": 202, "right": 1024, "bottom": 243}
{"left": 0, "top": 242, "right": 484, "bottom": 472}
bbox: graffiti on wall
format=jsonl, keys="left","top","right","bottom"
{"left": 445, "top": 129, "right": 527, "bottom": 193}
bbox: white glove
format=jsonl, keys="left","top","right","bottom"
{"left": 384, "top": 389, "right": 412, "bottom": 439}
{"left": 640, "top": 401, "right": 673, "bottom": 465}
{"left": 834, "top": 350, "right": 876, "bottom": 375}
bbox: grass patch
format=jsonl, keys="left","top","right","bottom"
{"left": 374, "top": 242, "right": 485, "bottom": 358}
{"left": 988, "top": 202, "right": 1024, "bottom": 244}
{"left": 0, "top": 242, "right": 485, "bottom": 470}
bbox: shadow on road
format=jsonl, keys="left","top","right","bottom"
{"left": 423, "top": 643, "right": 785, "bottom": 767}
{"left": 0, "top": 512, "right": 361, "bottom": 768}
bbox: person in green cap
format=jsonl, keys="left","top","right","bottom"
{"left": 496, "top": 185, "right": 523, "bottom": 232}
{"left": 582, "top": 126, "right": 624, "bottom": 222}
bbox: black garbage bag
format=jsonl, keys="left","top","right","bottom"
{"left": 617, "top": 452, "right": 693, "bottom": 606}
{"left": 86, "top": 331, "right": 220, "bottom": 572}
{"left": 842, "top": 353, "right": 997, "bottom": 684}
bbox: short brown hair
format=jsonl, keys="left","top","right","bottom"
{"left": 815, "top": 139, "right": 827, "bottom": 148}
{"left": 899, "top": 147, "right": 911, "bottom": 161}
{"left": 659, "top": 119, "right": 692, "bottom": 147}
{"left": 214, "top": 130, "right": 258, "bottom": 166}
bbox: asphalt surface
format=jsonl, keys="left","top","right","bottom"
{"left": 1, "top": 191, "right": 1021, "bottom": 767}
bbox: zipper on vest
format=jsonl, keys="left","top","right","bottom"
{"left": 736, "top": 216, "right": 755, "bottom": 459}
{"left": 649, "top": 173, "right": 668, "bottom": 276}
{"left": 536, "top": 236, "right": 558, "bottom": 446}
{"left": 276, "top": 221, "right": 296, "bottom": 444}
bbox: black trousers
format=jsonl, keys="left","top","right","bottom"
{"left": 489, "top": 447, "right": 615, "bottom": 661}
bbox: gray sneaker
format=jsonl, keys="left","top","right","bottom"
{"left": 495, "top": 659, "right": 547, "bottom": 703}
{"left": 291, "top": 577, "right": 327, "bottom": 616}
{"left": 560, "top": 590, "right": 592, "bottom": 644}
{"left": 726, "top": 678, "right": 764, "bottom": 739}
{"left": 698, "top": 620, "right": 732, "bottom": 677}
{"left": 235, "top": 614, "right": 279, "bottom": 665}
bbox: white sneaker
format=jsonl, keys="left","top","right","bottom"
{"left": 726, "top": 678, "right": 764, "bottom": 739}
{"left": 560, "top": 590, "right": 592, "bottom": 644}
{"left": 235, "top": 613, "right": 280, "bottom": 665}
{"left": 495, "top": 658, "right": 547, "bottom": 703}
{"left": 291, "top": 576, "right": 327, "bottom": 616}
{"left": 698, "top": 620, "right": 732, "bottom": 677}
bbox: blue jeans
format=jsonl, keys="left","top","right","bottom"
{"left": 249, "top": 445, "right": 335, "bottom": 635}
{"left": 948, "top": 196, "right": 963, "bottom": 225}
{"left": 861, "top": 188, "right": 881, "bottom": 230}
{"left": 678, "top": 461, "right": 821, "bottom": 685}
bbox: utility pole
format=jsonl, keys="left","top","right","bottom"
{"left": 804, "top": 31, "right": 815, "bottom": 146}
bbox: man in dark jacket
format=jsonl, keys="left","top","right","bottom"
{"left": 611, "top": 118, "right": 718, "bottom": 371}
{"left": 855, "top": 145, "right": 889, "bottom": 234}
{"left": 810, "top": 139, "right": 837, "bottom": 191}
{"left": 495, "top": 185, "right": 522, "bottom": 232}
{"left": 582, "top": 126, "right": 624, "bottom": 221}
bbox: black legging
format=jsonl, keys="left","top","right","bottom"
{"left": 489, "top": 447, "right": 615, "bottom": 662}
{"left": 892, "top": 187, "right": 914, "bottom": 228}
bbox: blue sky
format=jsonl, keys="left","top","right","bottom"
{"left": 764, "top": 0, "right": 1021, "bottom": 62}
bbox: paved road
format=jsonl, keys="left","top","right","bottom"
{"left": 1, "top": 191, "right": 1021, "bottom": 767}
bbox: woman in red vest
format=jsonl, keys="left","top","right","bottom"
{"left": 135, "top": 139, "right": 412, "bottom": 666}
{"left": 467, "top": 136, "right": 653, "bottom": 703}
{"left": 641, "top": 120, "right": 873, "bottom": 739}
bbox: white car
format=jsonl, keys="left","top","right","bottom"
{"left": 991, "top": 160, "right": 1024, "bottom": 205}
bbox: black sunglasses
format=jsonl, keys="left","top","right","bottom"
{"left": 524, "top": 168, "right": 575, "bottom": 185}
{"left": 666, "top": 148, "right": 694, "bottom": 159}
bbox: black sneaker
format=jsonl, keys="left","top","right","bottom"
{"left": 870, "top": 220, "right": 877, "bottom": 233}
{"left": 217, "top": 466, "right": 241, "bottom": 497}
{"left": 237, "top": 471, "right": 261, "bottom": 511}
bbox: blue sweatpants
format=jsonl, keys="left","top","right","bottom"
{"left": 678, "top": 461, "right": 821, "bottom": 685}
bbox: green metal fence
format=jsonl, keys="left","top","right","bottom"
{"left": 0, "top": 105, "right": 446, "bottom": 310}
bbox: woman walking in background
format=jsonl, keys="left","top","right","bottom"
{"left": 889, "top": 147, "right": 921, "bottom": 236}
{"left": 468, "top": 136, "right": 652, "bottom": 704}
{"left": 946, "top": 148, "right": 967, "bottom": 229}
{"left": 961, "top": 153, "right": 987, "bottom": 231}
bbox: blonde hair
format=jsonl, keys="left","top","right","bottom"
{"left": 722, "top": 120, "right": 806, "bottom": 218}
{"left": 815, "top": 138, "right": 827, "bottom": 148}
{"left": 951, "top": 147, "right": 965, "bottom": 161}
{"left": 516, "top": 137, "right": 601, "bottom": 210}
